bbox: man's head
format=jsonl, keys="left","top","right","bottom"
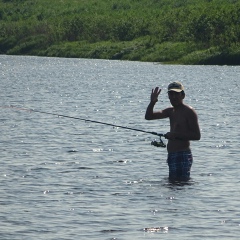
{"left": 167, "top": 81, "right": 185, "bottom": 106}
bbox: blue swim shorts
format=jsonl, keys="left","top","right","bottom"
{"left": 167, "top": 150, "right": 193, "bottom": 181}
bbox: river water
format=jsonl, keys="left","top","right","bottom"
{"left": 0, "top": 55, "right": 239, "bottom": 240}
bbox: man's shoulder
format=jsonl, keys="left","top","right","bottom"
{"left": 183, "top": 104, "right": 195, "bottom": 111}
{"left": 163, "top": 107, "right": 174, "bottom": 115}
{"left": 183, "top": 104, "right": 198, "bottom": 117}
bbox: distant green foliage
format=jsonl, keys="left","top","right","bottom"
{"left": 0, "top": 0, "right": 240, "bottom": 64}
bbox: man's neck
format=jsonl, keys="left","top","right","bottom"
{"left": 173, "top": 102, "right": 184, "bottom": 109}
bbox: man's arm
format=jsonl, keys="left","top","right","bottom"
{"left": 186, "top": 108, "right": 201, "bottom": 140}
{"left": 145, "top": 101, "right": 169, "bottom": 120}
{"left": 145, "top": 87, "right": 169, "bottom": 120}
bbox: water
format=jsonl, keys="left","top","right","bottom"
{"left": 0, "top": 55, "right": 239, "bottom": 240}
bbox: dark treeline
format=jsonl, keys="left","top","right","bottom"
{"left": 1, "top": 0, "right": 240, "bottom": 64}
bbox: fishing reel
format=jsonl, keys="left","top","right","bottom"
{"left": 151, "top": 135, "right": 166, "bottom": 148}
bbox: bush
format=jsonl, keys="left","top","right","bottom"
{"left": 1, "top": 0, "right": 240, "bottom": 64}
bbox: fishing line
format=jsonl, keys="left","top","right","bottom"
{"left": 3, "top": 105, "right": 166, "bottom": 147}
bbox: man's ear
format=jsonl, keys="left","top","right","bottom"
{"left": 181, "top": 91, "right": 185, "bottom": 99}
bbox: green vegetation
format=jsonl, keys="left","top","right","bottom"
{"left": 0, "top": 0, "right": 240, "bottom": 64}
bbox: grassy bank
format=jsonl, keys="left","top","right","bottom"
{"left": 0, "top": 0, "right": 240, "bottom": 65}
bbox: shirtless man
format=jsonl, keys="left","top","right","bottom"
{"left": 145, "top": 82, "right": 201, "bottom": 181}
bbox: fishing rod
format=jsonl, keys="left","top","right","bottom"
{"left": 4, "top": 105, "right": 166, "bottom": 147}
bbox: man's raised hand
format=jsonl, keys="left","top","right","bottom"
{"left": 151, "top": 87, "right": 161, "bottom": 103}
